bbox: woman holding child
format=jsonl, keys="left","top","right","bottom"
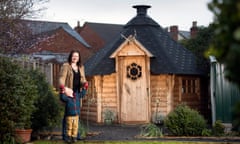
{"left": 59, "top": 50, "right": 88, "bottom": 143}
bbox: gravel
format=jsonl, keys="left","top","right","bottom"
{"left": 85, "top": 123, "right": 141, "bottom": 141}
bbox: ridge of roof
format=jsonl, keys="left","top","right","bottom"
{"left": 85, "top": 21, "right": 124, "bottom": 26}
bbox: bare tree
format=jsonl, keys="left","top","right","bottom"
{"left": 0, "top": 0, "right": 48, "bottom": 54}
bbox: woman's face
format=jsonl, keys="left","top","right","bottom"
{"left": 71, "top": 52, "right": 79, "bottom": 64}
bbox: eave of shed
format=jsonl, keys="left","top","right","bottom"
{"left": 110, "top": 35, "right": 153, "bottom": 58}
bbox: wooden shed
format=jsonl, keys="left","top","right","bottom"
{"left": 81, "top": 5, "right": 209, "bottom": 124}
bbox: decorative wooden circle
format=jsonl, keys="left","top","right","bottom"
{"left": 127, "top": 63, "right": 142, "bottom": 80}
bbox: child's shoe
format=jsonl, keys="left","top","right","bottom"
{"left": 65, "top": 136, "right": 71, "bottom": 143}
{"left": 72, "top": 137, "right": 77, "bottom": 143}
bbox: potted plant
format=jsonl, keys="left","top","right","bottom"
{"left": 103, "top": 109, "right": 116, "bottom": 125}
{"left": 0, "top": 57, "right": 38, "bottom": 143}
{"left": 14, "top": 70, "right": 38, "bottom": 143}
{"left": 152, "top": 112, "right": 165, "bottom": 126}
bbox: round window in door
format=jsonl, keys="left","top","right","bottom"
{"left": 127, "top": 63, "right": 142, "bottom": 80}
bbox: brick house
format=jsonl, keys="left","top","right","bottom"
{"left": 23, "top": 20, "right": 92, "bottom": 63}
{"left": 19, "top": 20, "right": 93, "bottom": 88}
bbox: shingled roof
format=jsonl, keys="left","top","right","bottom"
{"left": 85, "top": 5, "right": 204, "bottom": 76}
{"left": 84, "top": 22, "right": 123, "bottom": 44}
{"left": 23, "top": 19, "right": 90, "bottom": 48}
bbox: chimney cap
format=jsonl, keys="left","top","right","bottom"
{"left": 133, "top": 5, "right": 151, "bottom": 16}
{"left": 192, "top": 21, "right": 197, "bottom": 27}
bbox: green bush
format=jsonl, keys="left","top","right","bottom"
{"left": 140, "top": 123, "right": 163, "bottom": 137}
{"left": 0, "top": 57, "right": 63, "bottom": 143}
{"left": 164, "top": 104, "right": 207, "bottom": 136}
{"left": 78, "top": 120, "right": 88, "bottom": 139}
{"left": 201, "top": 128, "right": 212, "bottom": 136}
{"left": 212, "top": 120, "right": 225, "bottom": 136}
{"left": 0, "top": 57, "right": 38, "bottom": 143}
{"left": 29, "top": 69, "right": 63, "bottom": 134}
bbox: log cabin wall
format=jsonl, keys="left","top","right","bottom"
{"left": 150, "top": 74, "right": 203, "bottom": 119}
{"left": 173, "top": 75, "right": 201, "bottom": 112}
{"left": 173, "top": 75, "right": 211, "bottom": 122}
{"left": 81, "top": 76, "right": 98, "bottom": 122}
{"left": 81, "top": 74, "right": 208, "bottom": 123}
{"left": 100, "top": 73, "right": 118, "bottom": 123}
{"left": 150, "top": 74, "right": 175, "bottom": 119}
{"left": 81, "top": 74, "right": 118, "bottom": 123}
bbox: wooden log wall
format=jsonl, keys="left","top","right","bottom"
{"left": 173, "top": 75, "right": 201, "bottom": 111}
{"left": 150, "top": 75, "right": 171, "bottom": 118}
{"left": 81, "top": 76, "right": 99, "bottom": 122}
{"left": 174, "top": 75, "right": 210, "bottom": 122}
{"left": 81, "top": 73, "right": 118, "bottom": 123}
{"left": 150, "top": 74, "right": 204, "bottom": 119}
{"left": 80, "top": 73, "right": 209, "bottom": 123}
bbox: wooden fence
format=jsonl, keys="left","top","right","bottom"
{"left": 13, "top": 58, "right": 62, "bottom": 89}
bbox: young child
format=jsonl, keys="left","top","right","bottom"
{"left": 59, "top": 83, "right": 87, "bottom": 143}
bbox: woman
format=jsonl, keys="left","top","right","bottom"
{"left": 59, "top": 50, "right": 88, "bottom": 142}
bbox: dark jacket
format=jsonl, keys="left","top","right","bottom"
{"left": 60, "top": 90, "right": 86, "bottom": 116}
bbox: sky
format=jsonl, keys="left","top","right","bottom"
{"left": 36, "top": 0, "right": 214, "bottom": 31}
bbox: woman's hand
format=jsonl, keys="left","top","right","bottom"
{"left": 83, "top": 82, "right": 88, "bottom": 90}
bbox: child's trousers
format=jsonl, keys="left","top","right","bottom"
{"left": 66, "top": 115, "right": 79, "bottom": 138}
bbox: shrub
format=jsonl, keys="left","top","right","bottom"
{"left": 212, "top": 120, "right": 225, "bottom": 136}
{"left": 0, "top": 57, "right": 38, "bottom": 143}
{"left": 29, "top": 69, "right": 63, "bottom": 134}
{"left": 164, "top": 103, "right": 207, "bottom": 136}
{"left": 201, "top": 128, "right": 212, "bottom": 136}
{"left": 140, "top": 123, "right": 163, "bottom": 137}
{"left": 78, "top": 120, "right": 88, "bottom": 139}
{"left": 103, "top": 109, "right": 116, "bottom": 125}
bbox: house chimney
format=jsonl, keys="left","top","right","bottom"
{"left": 133, "top": 5, "right": 151, "bottom": 16}
{"left": 190, "top": 21, "right": 198, "bottom": 38}
{"left": 74, "top": 21, "right": 81, "bottom": 32}
{"left": 170, "top": 25, "right": 178, "bottom": 41}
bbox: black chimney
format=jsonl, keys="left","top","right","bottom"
{"left": 133, "top": 5, "right": 151, "bottom": 16}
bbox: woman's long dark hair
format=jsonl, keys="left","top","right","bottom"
{"left": 68, "top": 50, "right": 82, "bottom": 66}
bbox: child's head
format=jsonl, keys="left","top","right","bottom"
{"left": 65, "top": 87, "right": 73, "bottom": 97}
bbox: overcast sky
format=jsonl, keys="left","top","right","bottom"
{"left": 36, "top": 0, "right": 214, "bottom": 31}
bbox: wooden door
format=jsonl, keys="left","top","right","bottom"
{"left": 119, "top": 56, "right": 148, "bottom": 123}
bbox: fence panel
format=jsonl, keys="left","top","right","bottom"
{"left": 13, "top": 58, "right": 53, "bottom": 86}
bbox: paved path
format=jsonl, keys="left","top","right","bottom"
{"left": 85, "top": 124, "right": 141, "bottom": 141}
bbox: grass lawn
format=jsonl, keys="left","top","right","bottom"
{"left": 32, "top": 140, "right": 239, "bottom": 144}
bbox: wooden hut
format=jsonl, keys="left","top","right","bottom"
{"left": 81, "top": 5, "right": 208, "bottom": 124}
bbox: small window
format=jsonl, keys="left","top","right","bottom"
{"left": 182, "top": 78, "right": 197, "bottom": 94}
